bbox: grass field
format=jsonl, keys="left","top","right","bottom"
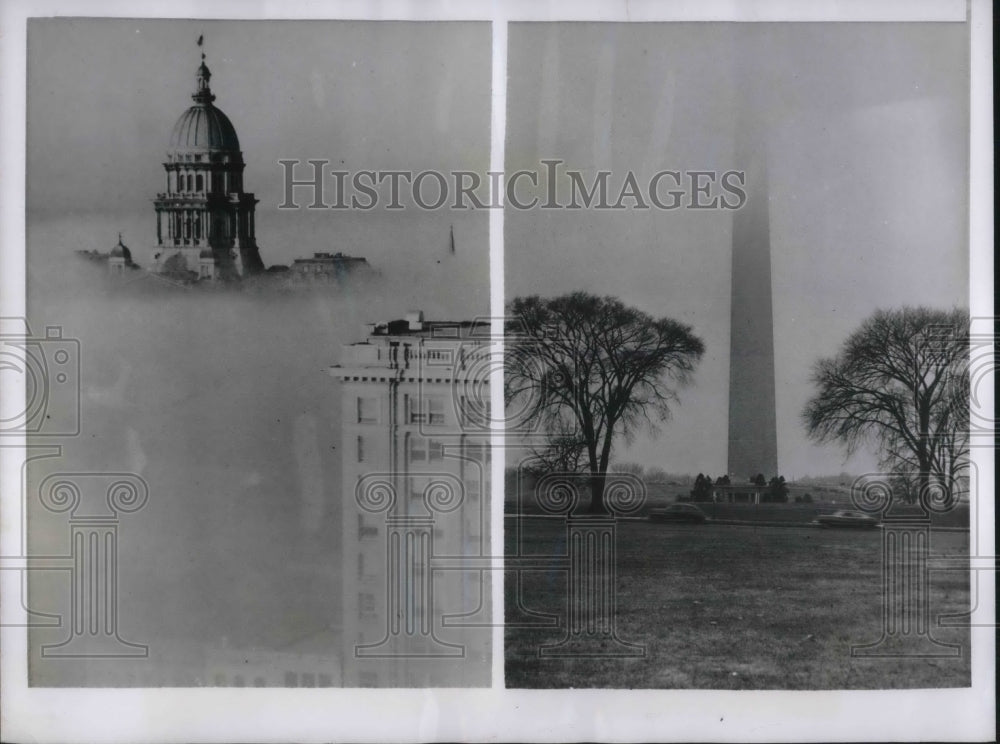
{"left": 505, "top": 518, "right": 971, "bottom": 689}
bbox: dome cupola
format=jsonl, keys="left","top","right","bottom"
{"left": 167, "top": 55, "right": 241, "bottom": 152}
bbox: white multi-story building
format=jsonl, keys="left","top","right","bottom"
{"left": 328, "top": 311, "right": 492, "bottom": 687}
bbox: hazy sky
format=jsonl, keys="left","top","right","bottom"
{"left": 505, "top": 22, "right": 970, "bottom": 479}
{"left": 27, "top": 18, "right": 491, "bottom": 315}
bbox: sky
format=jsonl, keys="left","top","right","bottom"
{"left": 27, "top": 18, "right": 491, "bottom": 312}
{"left": 505, "top": 22, "right": 970, "bottom": 479}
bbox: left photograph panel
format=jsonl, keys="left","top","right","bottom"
{"left": 23, "top": 18, "right": 493, "bottom": 687}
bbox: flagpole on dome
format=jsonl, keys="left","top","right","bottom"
{"left": 193, "top": 35, "right": 214, "bottom": 104}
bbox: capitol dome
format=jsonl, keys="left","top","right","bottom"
{"left": 169, "top": 104, "right": 240, "bottom": 151}
{"left": 167, "top": 61, "right": 241, "bottom": 152}
{"left": 153, "top": 49, "right": 264, "bottom": 282}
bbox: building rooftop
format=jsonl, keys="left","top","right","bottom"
{"left": 291, "top": 252, "right": 367, "bottom": 264}
{"left": 330, "top": 312, "right": 491, "bottom": 377}
{"left": 365, "top": 311, "right": 484, "bottom": 339}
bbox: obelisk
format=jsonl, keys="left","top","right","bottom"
{"left": 727, "top": 120, "right": 779, "bottom": 481}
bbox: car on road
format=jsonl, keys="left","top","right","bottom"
{"left": 813, "top": 509, "right": 880, "bottom": 528}
{"left": 649, "top": 503, "right": 708, "bottom": 524}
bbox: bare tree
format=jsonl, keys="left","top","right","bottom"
{"left": 524, "top": 412, "right": 588, "bottom": 476}
{"left": 803, "top": 306, "right": 969, "bottom": 502}
{"left": 506, "top": 292, "right": 705, "bottom": 513}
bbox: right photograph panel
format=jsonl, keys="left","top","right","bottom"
{"left": 503, "top": 22, "right": 972, "bottom": 689}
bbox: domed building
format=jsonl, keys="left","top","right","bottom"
{"left": 153, "top": 55, "right": 264, "bottom": 280}
{"left": 108, "top": 232, "right": 135, "bottom": 275}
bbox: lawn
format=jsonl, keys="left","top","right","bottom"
{"left": 505, "top": 518, "right": 971, "bottom": 688}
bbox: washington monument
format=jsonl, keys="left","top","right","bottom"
{"left": 727, "top": 125, "right": 779, "bottom": 480}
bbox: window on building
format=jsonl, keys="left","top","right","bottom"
{"left": 358, "top": 514, "right": 378, "bottom": 539}
{"left": 459, "top": 386, "right": 490, "bottom": 429}
{"left": 318, "top": 674, "right": 333, "bottom": 687}
{"left": 356, "top": 435, "right": 365, "bottom": 463}
{"left": 213, "top": 673, "right": 226, "bottom": 686}
{"left": 408, "top": 395, "right": 446, "bottom": 425}
{"left": 187, "top": 174, "right": 194, "bottom": 191}
{"left": 357, "top": 397, "right": 378, "bottom": 424}
{"left": 233, "top": 675, "right": 245, "bottom": 687}
{"left": 406, "top": 395, "right": 423, "bottom": 423}
{"left": 427, "top": 349, "right": 452, "bottom": 363}
{"left": 196, "top": 174, "right": 204, "bottom": 191}
{"left": 253, "top": 677, "right": 266, "bottom": 687}
{"left": 359, "top": 671, "right": 378, "bottom": 688}
{"left": 357, "top": 553, "right": 365, "bottom": 579}
{"left": 284, "top": 672, "right": 298, "bottom": 687}
{"left": 428, "top": 439, "right": 444, "bottom": 461}
{"left": 427, "top": 396, "right": 445, "bottom": 425}
{"left": 408, "top": 436, "right": 427, "bottom": 463}
{"left": 301, "top": 673, "right": 315, "bottom": 687}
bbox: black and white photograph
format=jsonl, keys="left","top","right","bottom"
{"left": 0, "top": 1, "right": 993, "bottom": 742}
{"left": 16, "top": 17, "right": 493, "bottom": 689}
{"left": 502, "top": 21, "right": 978, "bottom": 689}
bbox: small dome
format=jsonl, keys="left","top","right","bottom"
{"left": 110, "top": 234, "right": 131, "bottom": 260}
{"left": 169, "top": 104, "right": 240, "bottom": 152}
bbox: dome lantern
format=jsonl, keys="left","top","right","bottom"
{"left": 192, "top": 55, "right": 216, "bottom": 104}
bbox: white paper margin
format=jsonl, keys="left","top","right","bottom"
{"left": 1, "top": 0, "right": 992, "bottom": 742}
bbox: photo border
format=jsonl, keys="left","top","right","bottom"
{"left": 1, "top": 0, "right": 992, "bottom": 741}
